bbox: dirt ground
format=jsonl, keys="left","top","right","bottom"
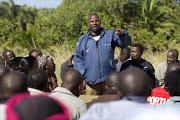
{"left": 79, "top": 95, "right": 99, "bottom": 103}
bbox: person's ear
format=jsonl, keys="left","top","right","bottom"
{"left": 78, "top": 84, "right": 83, "bottom": 96}
{"left": 61, "top": 82, "right": 64, "bottom": 87}
{"left": 105, "top": 85, "right": 108, "bottom": 91}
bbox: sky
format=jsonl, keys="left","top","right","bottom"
{"left": 0, "top": 0, "right": 63, "bottom": 9}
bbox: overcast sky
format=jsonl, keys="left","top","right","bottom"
{"left": 0, "top": 0, "right": 63, "bottom": 9}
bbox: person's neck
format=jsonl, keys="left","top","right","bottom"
{"left": 133, "top": 58, "right": 141, "bottom": 63}
{"left": 91, "top": 31, "right": 101, "bottom": 37}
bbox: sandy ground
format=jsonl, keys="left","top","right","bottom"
{"left": 79, "top": 95, "right": 99, "bottom": 103}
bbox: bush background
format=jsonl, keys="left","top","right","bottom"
{"left": 0, "top": 0, "right": 180, "bottom": 86}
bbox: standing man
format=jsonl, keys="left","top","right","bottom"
{"left": 74, "top": 13, "right": 131, "bottom": 95}
{"left": 155, "top": 49, "right": 179, "bottom": 86}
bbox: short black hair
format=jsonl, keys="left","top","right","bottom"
{"left": 121, "top": 47, "right": 130, "bottom": 56}
{"left": 164, "top": 69, "right": 180, "bottom": 96}
{"left": 88, "top": 13, "right": 100, "bottom": 22}
{"left": 0, "top": 71, "right": 28, "bottom": 100}
{"left": 20, "top": 57, "right": 37, "bottom": 72}
{"left": 29, "top": 49, "right": 41, "bottom": 57}
{"left": 0, "top": 65, "right": 10, "bottom": 80}
{"left": 118, "top": 67, "right": 151, "bottom": 96}
{"left": 28, "top": 68, "right": 48, "bottom": 90}
{"left": 2, "top": 49, "right": 15, "bottom": 59}
{"left": 132, "top": 43, "right": 144, "bottom": 54}
{"left": 168, "top": 49, "right": 179, "bottom": 59}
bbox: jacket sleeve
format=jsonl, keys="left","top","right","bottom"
{"left": 74, "top": 37, "right": 86, "bottom": 78}
{"left": 113, "top": 29, "right": 131, "bottom": 48}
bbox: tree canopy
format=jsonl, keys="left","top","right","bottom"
{"left": 0, "top": 0, "right": 179, "bottom": 51}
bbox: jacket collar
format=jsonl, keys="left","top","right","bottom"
{"left": 122, "top": 96, "right": 148, "bottom": 103}
{"left": 87, "top": 27, "right": 106, "bottom": 38}
{"left": 67, "top": 55, "right": 74, "bottom": 67}
{"left": 52, "top": 87, "right": 76, "bottom": 97}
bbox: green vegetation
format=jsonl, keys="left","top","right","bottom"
{"left": 0, "top": 0, "right": 179, "bottom": 51}
{"left": 0, "top": 0, "right": 179, "bottom": 85}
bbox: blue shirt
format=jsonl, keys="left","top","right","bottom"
{"left": 80, "top": 96, "right": 155, "bottom": 120}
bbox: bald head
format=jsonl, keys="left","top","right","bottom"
{"left": 0, "top": 72, "right": 27, "bottom": 100}
{"left": 118, "top": 67, "right": 151, "bottom": 96}
{"left": 0, "top": 65, "right": 10, "bottom": 80}
{"left": 2, "top": 50, "right": 15, "bottom": 64}
{"left": 165, "top": 62, "right": 180, "bottom": 75}
{"left": 61, "top": 70, "right": 83, "bottom": 97}
{"left": 105, "top": 72, "right": 120, "bottom": 93}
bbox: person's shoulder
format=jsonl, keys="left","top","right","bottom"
{"left": 52, "top": 88, "right": 85, "bottom": 105}
{"left": 122, "top": 59, "right": 132, "bottom": 64}
{"left": 104, "top": 29, "right": 114, "bottom": 35}
{"left": 76, "top": 33, "right": 89, "bottom": 47}
{"left": 61, "top": 59, "right": 69, "bottom": 68}
{"left": 142, "top": 58, "right": 153, "bottom": 65}
{"left": 79, "top": 31, "right": 90, "bottom": 40}
{"left": 157, "top": 61, "right": 167, "bottom": 67}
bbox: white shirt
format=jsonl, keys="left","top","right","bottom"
{"left": 28, "top": 87, "right": 47, "bottom": 96}
{"left": 92, "top": 35, "right": 100, "bottom": 41}
{"left": 0, "top": 104, "right": 6, "bottom": 120}
{"left": 50, "top": 87, "right": 87, "bottom": 120}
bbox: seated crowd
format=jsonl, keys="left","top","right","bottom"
{"left": 0, "top": 45, "right": 179, "bottom": 120}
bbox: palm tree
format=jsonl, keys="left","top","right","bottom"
{"left": 141, "top": 0, "right": 172, "bottom": 32}
{"left": 0, "top": 0, "right": 20, "bottom": 20}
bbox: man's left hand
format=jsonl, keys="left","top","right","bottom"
{"left": 115, "top": 28, "right": 124, "bottom": 35}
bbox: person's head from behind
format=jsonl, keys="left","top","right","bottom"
{"left": 131, "top": 43, "right": 144, "bottom": 62}
{"left": 117, "top": 67, "right": 151, "bottom": 97}
{"left": 20, "top": 56, "right": 38, "bottom": 76}
{"left": 2, "top": 49, "right": 15, "bottom": 64}
{"left": 0, "top": 65, "right": 10, "bottom": 80}
{"left": 105, "top": 72, "right": 120, "bottom": 94}
{"left": 167, "top": 49, "right": 179, "bottom": 65}
{"left": 165, "top": 62, "right": 180, "bottom": 76}
{"left": 38, "top": 56, "right": 55, "bottom": 74}
{"left": 164, "top": 69, "right": 180, "bottom": 96}
{"left": 88, "top": 13, "right": 101, "bottom": 35}
{"left": 28, "top": 68, "right": 48, "bottom": 91}
{"left": 119, "top": 47, "right": 131, "bottom": 63}
{"left": 61, "top": 70, "right": 83, "bottom": 97}
{"left": 29, "top": 49, "right": 42, "bottom": 59}
{"left": 0, "top": 65, "right": 10, "bottom": 98}
{"left": 0, "top": 71, "right": 27, "bottom": 100}
{"left": 6, "top": 94, "right": 70, "bottom": 120}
